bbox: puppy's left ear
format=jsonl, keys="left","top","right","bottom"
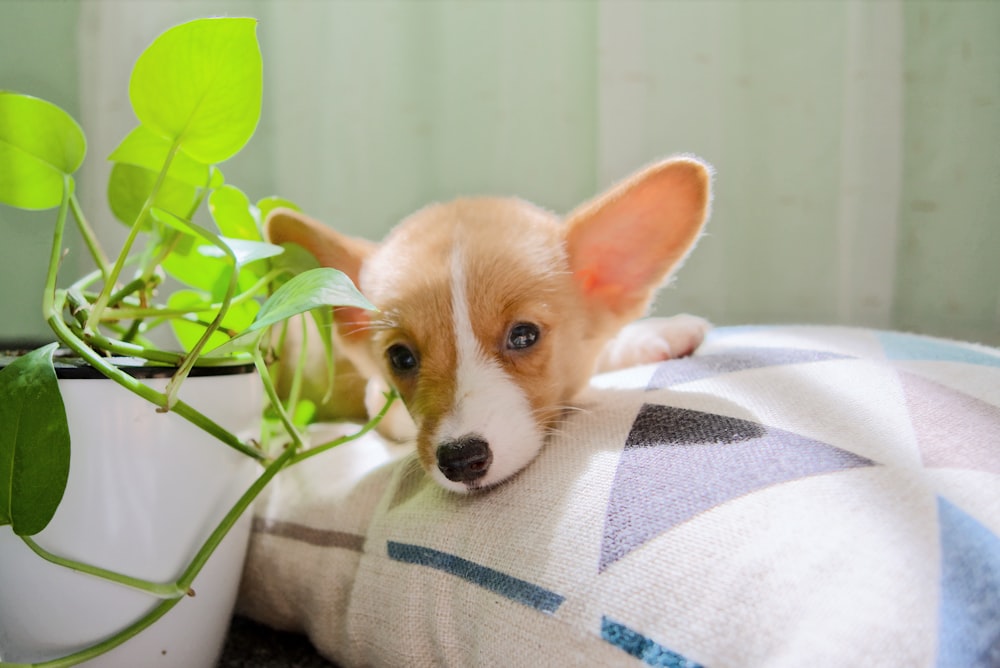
{"left": 264, "top": 208, "right": 377, "bottom": 342}
{"left": 564, "top": 156, "right": 711, "bottom": 321}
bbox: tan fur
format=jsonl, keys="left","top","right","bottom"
{"left": 265, "top": 156, "right": 712, "bottom": 489}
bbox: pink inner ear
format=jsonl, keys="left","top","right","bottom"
{"left": 566, "top": 159, "right": 710, "bottom": 317}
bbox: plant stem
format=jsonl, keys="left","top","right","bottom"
{"left": 107, "top": 276, "right": 156, "bottom": 308}
{"left": 290, "top": 389, "right": 397, "bottom": 466}
{"left": 19, "top": 536, "right": 188, "bottom": 599}
{"left": 162, "top": 221, "right": 241, "bottom": 410}
{"left": 95, "top": 269, "right": 282, "bottom": 321}
{"left": 48, "top": 291, "right": 266, "bottom": 462}
{"left": 68, "top": 192, "right": 111, "bottom": 282}
{"left": 253, "top": 348, "right": 305, "bottom": 453}
{"left": 86, "top": 141, "right": 180, "bottom": 331}
{"left": 18, "top": 446, "right": 296, "bottom": 668}
{"left": 41, "top": 177, "right": 72, "bottom": 320}
{"left": 7, "top": 376, "right": 387, "bottom": 667}
{"left": 285, "top": 313, "right": 309, "bottom": 422}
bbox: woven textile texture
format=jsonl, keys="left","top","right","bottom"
{"left": 238, "top": 325, "right": 1000, "bottom": 667}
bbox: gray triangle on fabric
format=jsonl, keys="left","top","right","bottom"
{"left": 898, "top": 371, "right": 1000, "bottom": 475}
{"left": 647, "top": 347, "right": 852, "bottom": 389}
{"left": 599, "top": 404, "right": 875, "bottom": 572}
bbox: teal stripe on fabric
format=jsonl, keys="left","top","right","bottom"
{"left": 877, "top": 331, "right": 1000, "bottom": 367}
{"left": 387, "top": 541, "right": 564, "bottom": 614}
{"left": 601, "top": 617, "right": 703, "bottom": 668}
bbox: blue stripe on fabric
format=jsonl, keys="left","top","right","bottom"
{"left": 387, "top": 541, "right": 564, "bottom": 614}
{"left": 935, "top": 497, "right": 1000, "bottom": 668}
{"left": 601, "top": 617, "right": 703, "bottom": 668}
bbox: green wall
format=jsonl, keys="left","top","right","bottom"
{"left": 895, "top": 4, "right": 1000, "bottom": 343}
{"left": 2, "top": 1, "right": 997, "bottom": 345}
{"left": 0, "top": 0, "right": 81, "bottom": 342}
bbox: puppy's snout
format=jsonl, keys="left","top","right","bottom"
{"left": 436, "top": 436, "right": 492, "bottom": 484}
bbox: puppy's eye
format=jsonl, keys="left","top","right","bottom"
{"left": 387, "top": 344, "right": 418, "bottom": 374}
{"left": 507, "top": 323, "right": 540, "bottom": 351}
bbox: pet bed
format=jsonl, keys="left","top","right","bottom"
{"left": 238, "top": 325, "right": 1000, "bottom": 667}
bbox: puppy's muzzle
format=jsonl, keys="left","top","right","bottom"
{"left": 437, "top": 436, "right": 492, "bottom": 484}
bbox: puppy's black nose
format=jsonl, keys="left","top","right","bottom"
{"left": 437, "top": 436, "right": 492, "bottom": 483}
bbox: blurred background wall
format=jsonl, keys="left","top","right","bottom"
{"left": 2, "top": 0, "right": 998, "bottom": 345}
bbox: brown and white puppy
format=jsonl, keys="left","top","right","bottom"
{"left": 266, "top": 156, "right": 712, "bottom": 492}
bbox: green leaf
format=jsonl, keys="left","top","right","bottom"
{"left": 154, "top": 208, "right": 274, "bottom": 302}
{"left": 256, "top": 196, "right": 301, "bottom": 222}
{"left": 209, "top": 165, "right": 226, "bottom": 189}
{"left": 162, "top": 240, "right": 229, "bottom": 293}
{"left": 210, "top": 185, "right": 259, "bottom": 240}
{"left": 292, "top": 399, "right": 316, "bottom": 428}
{"left": 107, "top": 162, "right": 197, "bottom": 229}
{"left": 154, "top": 207, "right": 236, "bottom": 296}
{"left": 167, "top": 289, "right": 261, "bottom": 353}
{"left": 212, "top": 267, "right": 374, "bottom": 354}
{"left": 0, "top": 92, "right": 85, "bottom": 210}
{"left": 109, "top": 125, "right": 211, "bottom": 187}
{"left": 254, "top": 267, "right": 375, "bottom": 333}
{"left": 199, "top": 237, "right": 284, "bottom": 268}
{"left": 271, "top": 241, "right": 322, "bottom": 278}
{"left": 0, "top": 344, "right": 71, "bottom": 536}
{"left": 152, "top": 207, "right": 282, "bottom": 269}
{"left": 129, "top": 18, "right": 262, "bottom": 164}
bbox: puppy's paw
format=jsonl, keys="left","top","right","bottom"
{"left": 366, "top": 377, "right": 417, "bottom": 442}
{"left": 596, "top": 314, "right": 711, "bottom": 372}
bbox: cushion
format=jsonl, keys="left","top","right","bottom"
{"left": 237, "top": 325, "right": 1000, "bottom": 667}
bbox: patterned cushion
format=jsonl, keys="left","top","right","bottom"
{"left": 237, "top": 326, "right": 1000, "bottom": 667}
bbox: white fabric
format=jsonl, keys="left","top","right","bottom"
{"left": 238, "top": 326, "right": 1000, "bottom": 667}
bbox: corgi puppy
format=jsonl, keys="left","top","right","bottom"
{"left": 265, "top": 156, "right": 712, "bottom": 492}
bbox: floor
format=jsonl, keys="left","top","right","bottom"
{"left": 218, "top": 617, "right": 335, "bottom": 668}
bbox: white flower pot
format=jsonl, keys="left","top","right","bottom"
{"left": 0, "top": 358, "right": 261, "bottom": 667}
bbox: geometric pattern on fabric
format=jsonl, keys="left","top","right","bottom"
{"left": 601, "top": 616, "right": 703, "bottom": 668}
{"left": 935, "top": 497, "right": 1000, "bottom": 668}
{"left": 878, "top": 331, "right": 1000, "bottom": 368}
{"left": 646, "top": 347, "right": 851, "bottom": 388}
{"left": 600, "top": 404, "right": 876, "bottom": 572}
{"left": 238, "top": 325, "right": 1000, "bottom": 668}
{"left": 899, "top": 372, "right": 1000, "bottom": 474}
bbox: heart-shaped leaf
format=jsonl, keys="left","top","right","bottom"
{"left": 109, "top": 124, "right": 211, "bottom": 187}
{"left": 256, "top": 196, "right": 301, "bottom": 222}
{"left": 0, "top": 344, "right": 71, "bottom": 536}
{"left": 168, "top": 289, "right": 261, "bottom": 353}
{"left": 253, "top": 267, "right": 375, "bottom": 333}
{"left": 0, "top": 92, "right": 85, "bottom": 210}
{"left": 198, "top": 236, "right": 285, "bottom": 268}
{"left": 108, "top": 162, "right": 198, "bottom": 229}
{"left": 211, "top": 268, "right": 374, "bottom": 355}
{"left": 129, "top": 18, "right": 262, "bottom": 164}
{"left": 210, "top": 185, "right": 260, "bottom": 241}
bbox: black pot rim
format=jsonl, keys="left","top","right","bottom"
{"left": 1, "top": 341, "right": 256, "bottom": 380}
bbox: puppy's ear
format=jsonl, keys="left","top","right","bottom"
{"left": 264, "top": 208, "right": 377, "bottom": 341}
{"left": 564, "top": 156, "right": 711, "bottom": 321}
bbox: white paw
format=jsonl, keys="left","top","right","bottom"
{"left": 365, "top": 377, "right": 417, "bottom": 442}
{"left": 596, "top": 314, "right": 711, "bottom": 372}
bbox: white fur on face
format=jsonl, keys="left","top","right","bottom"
{"left": 430, "top": 247, "right": 544, "bottom": 492}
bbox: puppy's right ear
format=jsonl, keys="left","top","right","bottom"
{"left": 264, "top": 208, "right": 377, "bottom": 341}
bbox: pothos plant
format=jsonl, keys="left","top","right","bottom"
{"left": 0, "top": 17, "right": 391, "bottom": 667}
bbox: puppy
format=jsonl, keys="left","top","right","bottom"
{"left": 265, "top": 156, "right": 712, "bottom": 492}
